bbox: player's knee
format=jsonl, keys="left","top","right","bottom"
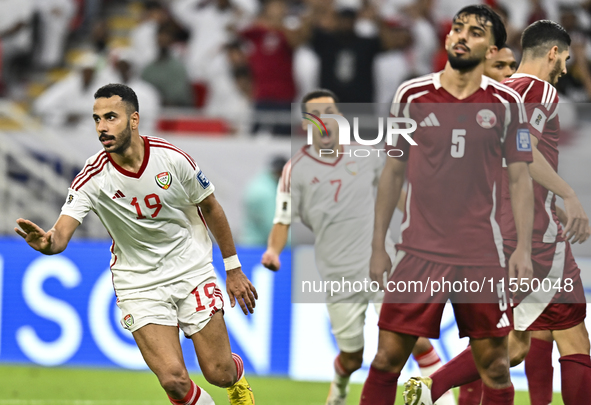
{"left": 202, "top": 361, "right": 237, "bottom": 388}
{"left": 509, "top": 342, "right": 529, "bottom": 367}
{"left": 340, "top": 351, "right": 364, "bottom": 373}
{"left": 371, "top": 348, "right": 404, "bottom": 373}
{"left": 480, "top": 356, "right": 511, "bottom": 385}
{"left": 159, "top": 368, "right": 191, "bottom": 397}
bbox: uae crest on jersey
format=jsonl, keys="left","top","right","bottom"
{"left": 123, "top": 314, "right": 134, "bottom": 328}
{"left": 476, "top": 109, "right": 497, "bottom": 129}
{"left": 345, "top": 161, "right": 358, "bottom": 175}
{"left": 155, "top": 172, "right": 172, "bottom": 190}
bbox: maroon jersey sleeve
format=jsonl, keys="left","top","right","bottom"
{"left": 501, "top": 93, "right": 534, "bottom": 165}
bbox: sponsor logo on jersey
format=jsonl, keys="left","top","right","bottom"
{"left": 310, "top": 177, "right": 320, "bottom": 185}
{"left": 476, "top": 109, "right": 497, "bottom": 129}
{"left": 155, "top": 172, "right": 172, "bottom": 190}
{"left": 123, "top": 314, "right": 134, "bottom": 328}
{"left": 197, "top": 170, "right": 210, "bottom": 188}
{"left": 345, "top": 161, "right": 358, "bottom": 175}
{"left": 517, "top": 129, "right": 532, "bottom": 152}
{"left": 66, "top": 192, "right": 79, "bottom": 207}
{"left": 112, "top": 190, "right": 125, "bottom": 199}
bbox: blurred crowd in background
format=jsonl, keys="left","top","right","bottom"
{"left": 3, "top": 0, "right": 591, "bottom": 136}
{"left": 3, "top": 0, "right": 591, "bottom": 247}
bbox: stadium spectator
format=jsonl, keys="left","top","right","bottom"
{"left": 171, "top": 0, "right": 258, "bottom": 105}
{"left": 204, "top": 42, "right": 253, "bottom": 134}
{"left": 241, "top": 0, "right": 312, "bottom": 134}
{"left": 33, "top": 0, "right": 77, "bottom": 69}
{"left": 129, "top": 1, "right": 170, "bottom": 71}
{"left": 309, "top": 7, "right": 383, "bottom": 102}
{"left": 0, "top": 0, "right": 35, "bottom": 94}
{"left": 141, "top": 24, "right": 194, "bottom": 107}
{"left": 373, "top": 18, "right": 415, "bottom": 105}
{"left": 241, "top": 156, "right": 287, "bottom": 246}
{"left": 108, "top": 48, "right": 162, "bottom": 134}
{"left": 33, "top": 52, "right": 105, "bottom": 129}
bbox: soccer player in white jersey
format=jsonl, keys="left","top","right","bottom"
{"left": 14, "top": 84, "right": 257, "bottom": 405}
{"left": 261, "top": 89, "right": 456, "bottom": 405}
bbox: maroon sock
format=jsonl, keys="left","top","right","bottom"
{"left": 431, "top": 347, "right": 480, "bottom": 402}
{"left": 525, "top": 338, "right": 553, "bottom": 405}
{"left": 359, "top": 366, "right": 399, "bottom": 405}
{"left": 458, "top": 379, "right": 482, "bottom": 405}
{"left": 481, "top": 384, "right": 514, "bottom": 405}
{"left": 559, "top": 354, "right": 591, "bottom": 405}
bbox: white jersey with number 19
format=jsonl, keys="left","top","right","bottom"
{"left": 60, "top": 136, "right": 215, "bottom": 298}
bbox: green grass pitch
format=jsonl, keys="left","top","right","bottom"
{"left": 0, "top": 365, "right": 564, "bottom": 404}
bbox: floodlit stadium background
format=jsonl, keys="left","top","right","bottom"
{"left": 2, "top": 0, "right": 591, "bottom": 401}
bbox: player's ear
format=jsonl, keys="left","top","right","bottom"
{"left": 130, "top": 111, "right": 139, "bottom": 130}
{"left": 485, "top": 45, "right": 498, "bottom": 61}
{"left": 548, "top": 45, "right": 559, "bottom": 61}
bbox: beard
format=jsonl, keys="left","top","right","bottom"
{"left": 447, "top": 51, "right": 483, "bottom": 71}
{"left": 548, "top": 59, "right": 563, "bottom": 86}
{"left": 100, "top": 120, "right": 133, "bottom": 154}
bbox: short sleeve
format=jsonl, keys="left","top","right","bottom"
{"left": 60, "top": 188, "right": 93, "bottom": 224}
{"left": 503, "top": 101, "right": 534, "bottom": 165}
{"left": 178, "top": 157, "right": 215, "bottom": 204}
{"left": 523, "top": 81, "right": 558, "bottom": 141}
{"left": 273, "top": 184, "right": 292, "bottom": 225}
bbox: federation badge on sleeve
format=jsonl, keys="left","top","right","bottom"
{"left": 123, "top": 314, "right": 134, "bottom": 328}
{"left": 155, "top": 172, "right": 172, "bottom": 190}
{"left": 65, "top": 192, "right": 79, "bottom": 207}
{"left": 517, "top": 129, "right": 532, "bottom": 152}
{"left": 197, "top": 170, "right": 210, "bottom": 189}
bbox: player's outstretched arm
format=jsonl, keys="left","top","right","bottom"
{"left": 14, "top": 215, "right": 80, "bottom": 255}
{"left": 197, "top": 194, "right": 258, "bottom": 315}
{"left": 370, "top": 157, "right": 406, "bottom": 289}
{"left": 262, "top": 223, "right": 290, "bottom": 271}
{"left": 507, "top": 161, "right": 534, "bottom": 283}
{"left": 528, "top": 136, "right": 590, "bottom": 244}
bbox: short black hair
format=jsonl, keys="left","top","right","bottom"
{"left": 94, "top": 83, "right": 139, "bottom": 114}
{"left": 453, "top": 5, "right": 507, "bottom": 49}
{"left": 521, "top": 20, "right": 571, "bottom": 58}
{"left": 301, "top": 89, "right": 339, "bottom": 114}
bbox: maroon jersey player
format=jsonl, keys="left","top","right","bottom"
{"left": 408, "top": 20, "right": 591, "bottom": 405}
{"left": 360, "top": 5, "right": 534, "bottom": 405}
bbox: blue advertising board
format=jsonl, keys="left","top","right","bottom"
{"left": 0, "top": 237, "right": 291, "bottom": 375}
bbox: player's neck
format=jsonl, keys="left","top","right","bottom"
{"left": 110, "top": 135, "right": 145, "bottom": 173}
{"left": 311, "top": 144, "right": 338, "bottom": 159}
{"left": 440, "top": 62, "right": 485, "bottom": 100}
{"left": 515, "top": 61, "right": 549, "bottom": 83}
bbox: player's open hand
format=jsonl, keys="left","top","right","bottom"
{"left": 261, "top": 250, "right": 281, "bottom": 271}
{"left": 562, "top": 195, "right": 590, "bottom": 244}
{"left": 369, "top": 247, "right": 391, "bottom": 290}
{"left": 14, "top": 219, "right": 53, "bottom": 253}
{"left": 508, "top": 246, "right": 533, "bottom": 286}
{"left": 226, "top": 268, "right": 258, "bottom": 315}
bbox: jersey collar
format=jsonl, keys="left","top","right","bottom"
{"left": 433, "top": 71, "right": 490, "bottom": 90}
{"left": 106, "top": 136, "right": 151, "bottom": 179}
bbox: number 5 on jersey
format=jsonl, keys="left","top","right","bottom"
{"left": 451, "top": 129, "right": 466, "bottom": 158}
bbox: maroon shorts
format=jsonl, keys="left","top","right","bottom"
{"left": 504, "top": 240, "right": 586, "bottom": 331}
{"left": 378, "top": 251, "right": 513, "bottom": 339}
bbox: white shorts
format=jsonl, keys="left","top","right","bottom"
{"left": 326, "top": 300, "right": 382, "bottom": 353}
{"left": 117, "top": 273, "right": 224, "bottom": 337}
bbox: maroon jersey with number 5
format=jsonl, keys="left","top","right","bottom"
{"left": 388, "top": 72, "right": 533, "bottom": 267}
